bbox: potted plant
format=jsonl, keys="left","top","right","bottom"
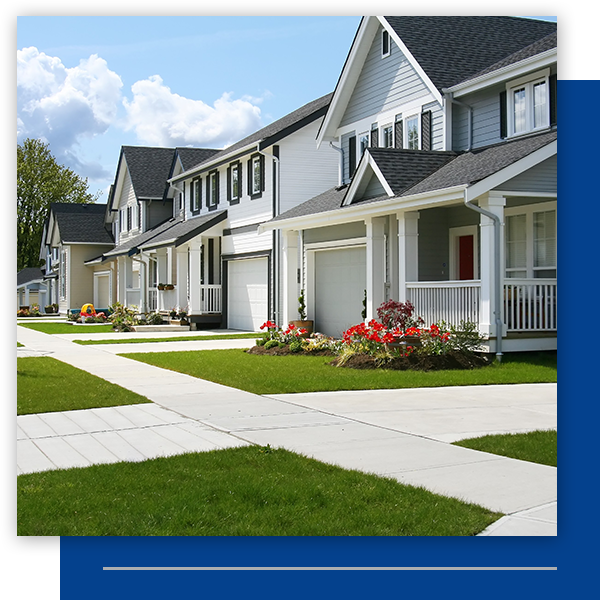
{"left": 157, "top": 283, "right": 165, "bottom": 291}
{"left": 290, "top": 289, "right": 313, "bottom": 336}
{"left": 165, "top": 284, "right": 175, "bottom": 290}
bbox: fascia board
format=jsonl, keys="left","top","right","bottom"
{"left": 448, "top": 49, "right": 557, "bottom": 98}
{"left": 465, "top": 140, "right": 557, "bottom": 203}
{"left": 110, "top": 152, "right": 128, "bottom": 211}
{"left": 380, "top": 16, "right": 444, "bottom": 106}
{"left": 316, "top": 17, "right": 377, "bottom": 147}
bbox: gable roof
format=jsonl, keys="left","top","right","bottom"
{"left": 384, "top": 16, "right": 557, "bottom": 92}
{"left": 318, "top": 16, "right": 556, "bottom": 144}
{"left": 17, "top": 267, "right": 45, "bottom": 287}
{"left": 267, "top": 130, "right": 557, "bottom": 226}
{"left": 49, "top": 203, "right": 114, "bottom": 245}
{"left": 175, "top": 147, "right": 221, "bottom": 171}
{"left": 120, "top": 146, "right": 177, "bottom": 200}
{"left": 170, "top": 93, "right": 333, "bottom": 182}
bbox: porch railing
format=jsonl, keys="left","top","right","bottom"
{"left": 503, "top": 279, "right": 557, "bottom": 332}
{"left": 198, "top": 285, "right": 222, "bottom": 314}
{"left": 406, "top": 281, "right": 481, "bottom": 327}
{"left": 148, "top": 288, "right": 157, "bottom": 312}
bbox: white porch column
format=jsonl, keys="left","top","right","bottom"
{"left": 176, "top": 247, "right": 189, "bottom": 310}
{"left": 365, "top": 216, "right": 386, "bottom": 320}
{"left": 478, "top": 192, "right": 506, "bottom": 337}
{"left": 282, "top": 230, "right": 299, "bottom": 325}
{"left": 397, "top": 211, "right": 419, "bottom": 302}
{"left": 138, "top": 256, "right": 147, "bottom": 313}
{"left": 117, "top": 256, "right": 127, "bottom": 304}
{"left": 188, "top": 243, "right": 202, "bottom": 314}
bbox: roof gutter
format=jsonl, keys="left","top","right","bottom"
{"left": 463, "top": 190, "right": 503, "bottom": 362}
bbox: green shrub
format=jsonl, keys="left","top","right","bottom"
{"left": 264, "top": 340, "right": 279, "bottom": 350}
{"left": 108, "top": 302, "right": 137, "bottom": 332}
{"left": 289, "top": 339, "right": 303, "bottom": 353}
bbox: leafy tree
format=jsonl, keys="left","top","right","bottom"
{"left": 17, "top": 138, "right": 100, "bottom": 270}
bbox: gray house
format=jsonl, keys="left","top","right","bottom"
{"left": 260, "top": 16, "right": 557, "bottom": 354}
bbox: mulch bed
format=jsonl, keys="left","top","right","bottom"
{"left": 247, "top": 345, "right": 490, "bottom": 371}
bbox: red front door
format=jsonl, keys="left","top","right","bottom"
{"left": 458, "top": 235, "right": 474, "bottom": 280}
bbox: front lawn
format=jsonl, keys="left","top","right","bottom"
{"left": 122, "top": 349, "right": 557, "bottom": 395}
{"left": 17, "top": 445, "right": 501, "bottom": 536}
{"left": 19, "top": 322, "right": 114, "bottom": 334}
{"left": 17, "top": 357, "right": 150, "bottom": 415}
{"left": 453, "top": 429, "right": 557, "bottom": 467}
{"left": 74, "top": 332, "right": 259, "bottom": 345}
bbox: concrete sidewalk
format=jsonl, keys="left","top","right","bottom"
{"left": 16, "top": 325, "right": 557, "bottom": 536}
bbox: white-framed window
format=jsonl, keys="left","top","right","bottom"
{"left": 381, "top": 29, "right": 390, "bottom": 58}
{"left": 506, "top": 70, "right": 550, "bottom": 137}
{"left": 208, "top": 171, "right": 219, "bottom": 208}
{"left": 405, "top": 115, "right": 419, "bottom": 149}
{"left": 191, "top": 177, "right": 201, "bottom": 213}
{"left": 359, "top": 131, "right": 369, "bottom": 157}
{"left": 229, "top": 162, "right": 241, "bottom": 203}
{"left": 120, "top": 208, "right": 126, "bottom": 232}
{"left": 382, "top": 124, "right": 393, "bottom": 148}
{"left": 505, "top": 203, "right": 556, "bottom": 279}
{"left": 251, "top": 156, "right": 262, "bottom": 196}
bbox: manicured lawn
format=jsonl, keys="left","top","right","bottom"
{"left": 74, "top": 333, "right": 259, "bottom": 345}
{"left": 17, "top": 357, "right": 150, "bottom": 415}
{"left": 122, "top": 349, "right": 557, "bottom": 395}
{"left": 17, "top": 445, "right": 501, "bottom": 536}
{"left": 19, "top": 322, "right": 114, "bottom": 334}
{"left": 453, "top": 429, "right": 557, "bottom": 467}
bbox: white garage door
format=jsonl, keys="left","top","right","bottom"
{"left": 314, "top": 246, "right": 366, "bottom": 338}
{"left": 227, "top": 258, "right": 269, "bottom": 331}
{"left": 94, "top": 273, "right": 111, "bottom": 309}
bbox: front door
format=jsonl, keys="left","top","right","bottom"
{"left": 458, "top": 235, "right": 474, "bottom": 280}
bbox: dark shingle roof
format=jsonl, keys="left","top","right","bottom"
{"left": 17, "top": 267, "right": 45, "bottom": 287}
{"left": 385, "top": 16, "right": 557, "bottom": 91}
{"left": 271, "top": 131, "right": 557, "bottom": 222}
{"left": 121, "top": 146, "right": 177, "bottom": 199}
{"left": 104, "top": 217, "right": 180, "bottom": 258}
{"left": 174, "top": 93, "right": 333, "bottom": 177}
{"left": 176, "top": 147, "right": 220, "bottom": 171}
{"left": 51, "top": 203, "right": 114, "bottom": 244}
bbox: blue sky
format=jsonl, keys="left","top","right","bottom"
{"left": 16, "top": 14, "right": 559, "bottom": 201}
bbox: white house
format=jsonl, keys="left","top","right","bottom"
{"left": 105, "top": 93, "right": 339, "bottom": 331}
{"left": 260, "top": 16, "right": 557, "bottom": 355}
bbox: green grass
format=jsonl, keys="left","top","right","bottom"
{"left": 74, "top": 332, "right": 259, "bottom": 345}
{"left": 17, "top": 445, "right": 501, "bottom": 536}
{"left": 122, "top": 349, "right": 557, "bottom": 395}
{"left": 453, "top": 429, "right": 557, "bottom": 467}
{"left": 17, "top": 357, "right": 150, "bottom": 415}
{"left": 19, "top": 322, "right": 114, "bottom": 334}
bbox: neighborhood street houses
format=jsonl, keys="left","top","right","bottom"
{"left": 32, "top": 16, "right": 557, "bottom": 353}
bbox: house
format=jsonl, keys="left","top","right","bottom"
{"left": 40, "top": 203, "right": 115, "bottom": 315}
{"left": 99, "top": 145, "right": 220, "bottom": 312}
{"left": 105, "top": 93, "right": 339, "bottom": 331}
{"left": 259, "top": 16, "right": 557, "bottom": 354}
{"left": 17, "top": 267, "right": 46, "bottom": 311}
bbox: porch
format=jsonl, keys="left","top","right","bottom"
{"left": 147, "top": 284, "right": 223, "bottom": 316}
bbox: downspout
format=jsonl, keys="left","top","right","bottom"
{"left": 463, "top": 190, "right": 503, "bottom": 361}
{"left": 329, "top": 142, "right": 345, "bottom": 185}
{"left": 130, "top": 252, "right": 148, "bottom": 314}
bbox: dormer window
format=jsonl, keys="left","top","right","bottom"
{"left": 405, "top": 115, "right": 419, "bottom": 149}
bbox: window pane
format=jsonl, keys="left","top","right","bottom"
{"left": 506, "top": 214, "right": 527, "bottom": 270}
{"left": 513, "top": 87, "right": 526, "bottom": 133}
{"left": 232, "top": 167, "right": 239, "bottom": 199}
{"left": 406, "top": 116, "right": 419, "bottom": 149}
{"left": 253, "top": 158, "right": 261, "bottom": 194}
{"left": 383, "top": 125, "right": 393, "bottom": 148}
{"left": 533, "top": 82, "right": 548, "bottom": 128}
{"left": 534, "top": 210, "right": 556, "bottom": 268}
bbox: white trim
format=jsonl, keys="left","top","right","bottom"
{"left": 342, "top": 150, "right": 394, "bottom": 206}
{"left": 449, "top": 225, "right": 479, "bottom": 280}
{"left": 506, "top": 69, "right": 551, "bottom": 138}
{"left": 304, "top": 237, "right": 367, "bottom": 252}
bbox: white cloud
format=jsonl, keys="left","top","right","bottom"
{"left": 17, "top": 47, "right": 123, "bottom": 175}
{"left": 122, "top": 75, "right": 263, "bottom": 148}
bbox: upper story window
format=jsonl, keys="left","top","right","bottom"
{"left": 190, "top": 177, "right": 201, "bottom": 214}
{"left": 248, "top": 154, "right": 264, "bottom": 199}
{"left": 405, "top": 115, "right": 419, "bottom": 149}
{"left": 120, "top": 208, "right": 126, "bottom": 233}
{"left": 382, "top": 124, "right": 393, "bottom": 148}
{"left": 228, "top": 162, "right": 241, "bottom": 204}
{"left": 505, "top": 70, "right": 550, "bottom": 137}
{"left": 381, "top": 29, "right": 390, "bottom": 58}
{"left": 207, "top": 171, "right": 219, "bottom": 210}
{"left": 127, "top": 205, "right": 132, "bottom": 231}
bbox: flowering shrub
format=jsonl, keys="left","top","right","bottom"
{"left": 376, "top": 299, "right": 424, "bottom": 330}
{"left": 258, "top": 321, "right": 308, "bottom": 345}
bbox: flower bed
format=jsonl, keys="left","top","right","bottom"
{"left": 250, "top": 300, "right": 489, "bottom": 372}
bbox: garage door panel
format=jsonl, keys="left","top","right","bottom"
{"left": 227, "top": 258, "right": 268, "bottom": 331}
{"left": 314, "top": 247, "right": 366, "bottom": 338}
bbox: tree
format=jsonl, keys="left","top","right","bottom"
{"left": 17, "top": 138, "right": 100, "bottom": 270}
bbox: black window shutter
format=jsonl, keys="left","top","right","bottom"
{"left": 227, "top": 166, "right": 232, "bottom": 202}
{"left": 206, "top": 176, "right": 211, "bottom": 209}
{"left": 247, "top": 158, "right": 252, "bottom": 196}
{"left": 421, "top": 110, "right": 432, "bottom": 151}
{"left": 394, "top": 116, "right": 403, "bottom": 149}
{"left": 370, "top": 127, "right": 379, "bottom": 148}
{"left": 550, "top": 74, "right": 557, "bottom": 127}
{"left": 348, "top": 136, "right": 356, "bottom": 178}
{"left": 197, "top": 177, "right": 202, "bottom": 209}
{"left": 215, "top": 171, "right": 220, "bottom": 205}
{"left": 499, "top": 91, "right": 507, "bottom": 139}
{"left": 260, "top": 155, "right": 265, "bottom": 192}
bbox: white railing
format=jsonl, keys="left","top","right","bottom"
{"left": 503, "top": 279, "right": 557, "bottom": 332}
{"left": 199, "top": 285, "right": 222, "bottom": 314}
{"left": 148, "top": 289, "right": 157, "bottom": 312}
{"left": 406, "top": 280, "right": 481, "bottom": 327}
{"left": 125, "top": 288, "right": 140, "bottom": 308}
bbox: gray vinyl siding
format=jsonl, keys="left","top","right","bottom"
{"left": 340, "top": 25, "right": 432, "bottom": 128}
{"left": 304, "top": 222, "right": 367, "bottom": 245}
{"left": 423, "top": 101, "right": 445, "bottom": 151}
{"left": 496, "top": 155, "right": 557, "bottom": 194}
{"left": 146, "top": 199, "right": 173, "bottom": 229}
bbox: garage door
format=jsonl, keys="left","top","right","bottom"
{"left": 314, "top": 246, "right": 366, "bottom": 338}
{"left": 227, "top": 258, "right": 269, "bottom": 331}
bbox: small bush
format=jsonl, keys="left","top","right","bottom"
{"left": 289, "top": 339, "right": 303, "bottom": 353}
{"left": 264, "top": 340, "right": 279, "bottom": 350}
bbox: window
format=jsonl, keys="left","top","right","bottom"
{"left": 190, "top": 177, "right": 201, "bottom": 213}
{"left": 381, "top": 29, "right": 390, "bottom": 57}
{"left": 127, "top": 206, "right": 132, "bottom": 231}
{"left": 120, "top": 209, "right": 126, "bottom": 232}
{"left": 370, "top": 123, "right": 379, "bottom": 148}
{"left": 207, "top": 171, "right": 219, "bottom": 209}
{"left": 405, "top": 115, "right": 419, "bottom": 149}
{"left": 228, "top": 162, "right": 241, "bottom": 204}
{"left": 248, "top": 154, "right": 264, "bottom": 198}
{"left": 60, "top": 249, "right": 67, "bottom": 299}
{"left": 382, "top": 124, "right": 393, "bottom": 148}
{"left": 505, "top": 205, "right": 556, "bottom": 279}
{"left": 506, "top": 71, "right": 550, "bottom": 137}
{"left": 359, "top": 132, "right": 369, "bottom": 157}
